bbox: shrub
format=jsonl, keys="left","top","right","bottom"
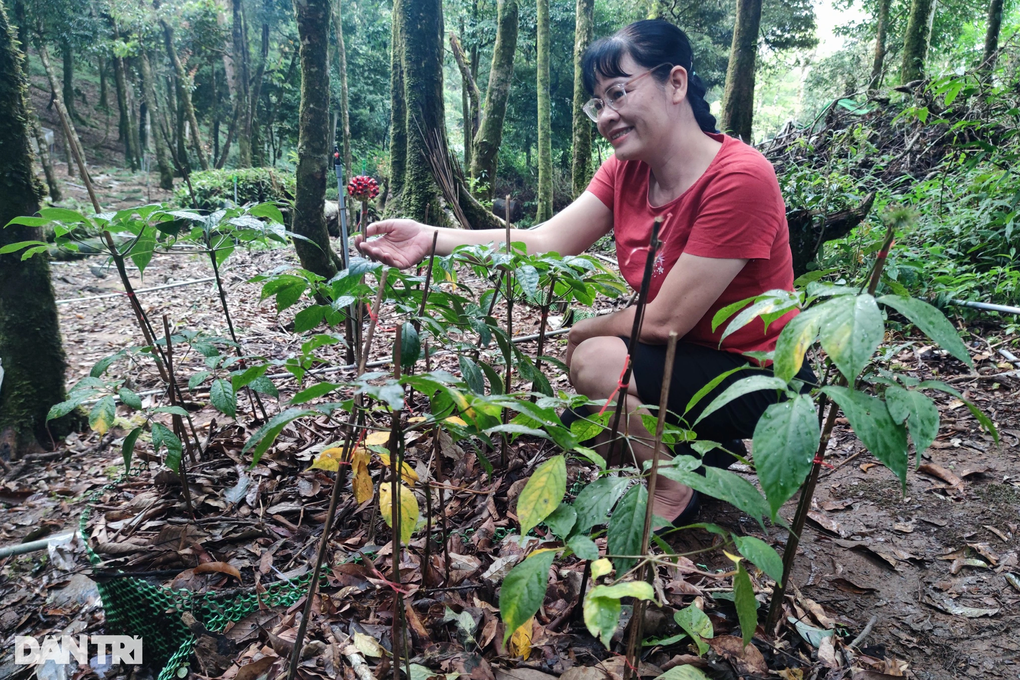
{"left": 174, "top": 168, "right": 295, "bottom": 211}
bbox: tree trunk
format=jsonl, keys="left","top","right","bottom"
{"left": 36, "top": 41, "right": 89, "bottom": 182}
{"left": 459, "top": 19, "right": 472, "bottom": 171}
{"left": 900, "top": 0, "right": 934, "bottom": 84}
{"left": 112, "top": 49, "right": 141, "bottom": 169}
{"left": 161, "top": 17, "right": 209, "bottom": 169}
{"left": 61, "top": 38, "right": 79, "bottom": 123}
{"left": 720, "top": 0, "right": 762, "bottom": 142}
{"left": 470, "top": 0, "right": 517, "bottom": 201}
{"left": 292, "top": 0, "right": 340, "bottom": 278}
{"left": 981, "top": 0, "right": 1004, "bottom": 75}
{"left": 332, "top": 0, "right": 352, "bottom": 177}
{"left": 0, "top": 2, "right": 70, "bottom": 452}
{"left": 232, "top": 0, "right": 251, "bottom": 167}
{"left": 535, "top": 0, "right": 553, "bottom": 222}
{"left": 98, "top": 55, "right": 108, "bottom": 111}
{"left": 249, "top": 20, "right": 269, "bottom": 166}
{"left": 870, "top": 0, "right": 890, "bottom": 89}
{"left": 570, "top": 0, "right": 594, "bottom": 198}
{"left": 387, "top": 0, "right": 406, "bottom": 210}
{"left": 30, "top": 114, "right": 62, "bottom": 202}
{"left": 139, "top": 52, "right": 175, "bottom": 189}
{"left": 397, "top": 0, "right": 446, "bottom": 223}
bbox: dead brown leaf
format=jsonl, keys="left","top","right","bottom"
{"left": 707, "top": 635, "right": 768, "bottom": 676}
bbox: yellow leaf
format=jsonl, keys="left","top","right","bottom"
{"left": 365, "top": 431, "right": 391, "bottom": 447}
{"left": 590, "top": 558, "right": 613, "bottom": 581}
{"left": 508, "top": 617, "right": 533, "bottom": 659}
{"left": 353, "top": 631, "right": 386, "bottom": 658}
{"left": 517, "top": 455, "right": 566, "bottom": 535}
{"left": 379, "top": 482, "right": 419, "bottom": 545}
{"left": 310, "top": 446, "right": 347, "bottom": 471}
{"left": 378, "top": 452, "right": 419, "bottom": 484}
{"left": 444, "top": 416, "right": 467, "bottom": 426}
{"left": 723, "top": 550, "right": 743, "bottom": 565}
{"left": 352, "top": 449, "right": 374, "bottom": 504}
{"left": 408, "top": 416, "right": 427, "bottom": 423}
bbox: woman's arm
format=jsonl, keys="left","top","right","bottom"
{"left": 566, "top": 253, "right": 747, "bottom": 363}
{"left": 355, "top": 192, "right": 612, "bottom": 267}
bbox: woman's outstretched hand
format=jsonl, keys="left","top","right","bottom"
{"left": 354, "top": 219, "right": 433, "bottom": 269}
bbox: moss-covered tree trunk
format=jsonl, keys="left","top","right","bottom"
{"left": 398, "top": 0, "right": 445, "bottom": 223}
{"left": 450, "top": 31, "right": 479, "bottom": 170}
{"left": 161, "top": 17, "right": 210, "bottom": 169}
{"left": 139, "top": 51, "right": 175, "bottom": 190}
{"left": 292, "top": 0, "right": 340, "bottom": 278}
{"left": 0, "top": 0, "right": 69, "bottom": 453}
{"left": 720, "top": 0, "right": 762, "bottom": 142}
{"left": 249, "top": 21, "right": 270, "bottom": 167}
{"left": 570, "top": 0, "right": 594, "bottom": 198}
{"left": 469, "top": 0, "right": 517, "bottom": 201}
{"left": 900, "top": 0, "right": 934, "bottom": 84}
{"left": 981, "top": 0, "right": 1004, "bottom": 75}
{"left": 387, "top": 0, "right": 406, "bottom": 212}
{"left": 870, "top": 0, "right": 890, "bottom": 89}
{"left": 535, "top": 0, "right": 553, "bottom": 222}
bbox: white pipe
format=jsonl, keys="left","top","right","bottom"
{"left": 0, "top": 532, "right": 75, "bottom": 560}
{"left": 949, "top": 299, "right": 1020, "bottom": 316}
{"left": 57, "top": 277, "right": 216, "bottom": 305}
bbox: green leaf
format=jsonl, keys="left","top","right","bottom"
{"left": 878, "top": 295, "right": 972, "bottom": 368}
{"left": 567, "top": 535, "right": 599, "bottom": 561}
{"left": 817, "top": 294, "right": 884, "bottom": 382}
{"left": 232, "top": 363, "right": 270, "bottom": 390}
{"left": 39, "top": 207, "right": 88, "bottom": 223}
{"left": 823, "top": 386, "right": 909, "bottom": 487}
{"left": 655, "top": 666, "right": 710, "bottom": 680}
{"left": 517, "top": 456, "right": 567, "bottom": 535}
{"left": 733, "top": 561, "right": 758, "bottom": 647}
{"left": 573, "top": 476, "right": 630, "bottom": 534}
{"left": 459, "top": 355, "right": 485, "bottom": 394}
{"left": 118, "top": 388, "right": 143, "bottom": 410}
{"left": 583, "top": 593, "right": 621, "bottom": 649}
{"left": 400, "top": 322, "right": 421, "bottom": 367}
{"left": 211, "top": 379, "right": 237, "bottom": 419}
{"left": 684, "top": 365, "right": 750, "bottom": 415}
{"left": 500, "top": 550, "right": 556, "bottom": 642}
{"left": 248, "top": 375, "right": 279, "bottom": 398}
{"left": 658, "top": 458, "right": 773, "bottom": 529}
{"left": 543, "top": 504, "right": 577, "bottom": 539}
{"left": 720, "top": 291, "right": 799, "bottom": 343}
{"left": 773, "top": 307, "right": 823, "bottom": 383}
{"left": 917, "top": 380, "right": 998, "bottom": 442}
{"left": 122, "top": 427, "right": 142, "bottom": 473}
{"left": 591, "top": 581, "right": 655, "bottom": 601}
{"left": 293, "top": 305, "right": 326, "bottom": 333}
{"left": 752, "top": 395, "right": 819, "bottom": 518}
{"left": 130, "top": 226, "right": 156, "bottom": 273}
{"left": 0, "top": 240, "right": 48, "bottom": 254}
{"left": 516, "top": 265, "right": 539, "bottom": 299}
{"left": 673, "top": 605, "right": 713, "bottom": 655}
{"left": 711, "top": 295, "right": 755, "bottom": 332}
{"left": 885, "top": 385, "right": 939, "bottom": 462}
{"left": 291, "top": 382, "right": 342, "bottom": 404}
{"left": 607, "top": 484, "right": 647, "bottom": 576}
{"left": 91, "top": 351, "right": 125, "bottom": 378}
{"left": 477, "top": 359, "right": 504, "bottom": 395}
{"left": 732, "top": 535, "right": 783, "bottom": 582}
{"left": 47, "top": 398, "right": 82, "bottom": 421}
{"left": 151, "top": 422, "right": 182, "bottom": 473}
{"left": 242, "top": 408, "right": 316, "bottom": 465}
{"left": 694, "top": 375, "right": 787, "bottom": 426}
{"left": 151, "top": 405, "right": 189, "bottom": 417}
{"left": 5, "top": 216, "right": 50, "bottom": 227}
{"left": 250, "top": 202, "right": 285, "bottom": 224}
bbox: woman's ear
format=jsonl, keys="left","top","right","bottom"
{"left": 669, "top": 66, "right": 689, "bottom": 104}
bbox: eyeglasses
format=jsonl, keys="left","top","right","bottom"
{"left": 582, "top": 63, "right": 673, "bottom": 122}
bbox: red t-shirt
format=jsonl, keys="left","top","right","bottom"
{"left": 586, "top": 132, "right": 796, "bottom": 358}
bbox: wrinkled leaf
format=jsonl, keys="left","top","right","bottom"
{"left": 607, "top": 484, "right": 647, "bottom": 576}
{"left": 517, "top": 455, "right": 566, "bottom": 535}
{"left": 752, "top": 395, "right": 819, "bottom": 518}
{"left": 824, "top": 386, "right": 909, "bottom": 487}
{"left": 500, "top": 550, "right": 556, "bottom": 642}
{"left": 817, "top": 294, "right": 884, "bottom": 382}
{"left": 379, "top": 482, "right": 419, "bottom": 545}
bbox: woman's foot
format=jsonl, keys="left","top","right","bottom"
{"left": 652, "top": 481, "right": 699, "bottom": 526}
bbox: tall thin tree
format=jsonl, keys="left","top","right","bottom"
{"left": 570, "top": 0, "right": 594, "bottom": 198}
{"left": 332, "top": 0, "right": 352, "bottom": 177}
{"left": 870, "top": 0, "right": 890, "bottom": 89}
{"left": 981, "top": 0, "right": 1004, "bottom": 76}
{"left": 535, "top": 0, "right": 553, "bottom": 222}
{"left": 386, "top": 0, "right": 406, "bottom": 211}
{"left": 720, "top": 0, "right": 762, "bottom": 142}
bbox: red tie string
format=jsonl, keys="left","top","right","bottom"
{"left": 598, "top": 357, "right": 631, "bottom": 416}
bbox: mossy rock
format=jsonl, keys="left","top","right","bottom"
{"left": 174, "top": 168, "right": 296, "bottom": 211}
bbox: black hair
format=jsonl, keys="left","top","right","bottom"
{"left": 581, "top": 19, "right": 717, "bottom": 133}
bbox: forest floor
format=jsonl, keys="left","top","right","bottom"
{"left": 2, "top": 143, "right": 1020, "bottom": 680}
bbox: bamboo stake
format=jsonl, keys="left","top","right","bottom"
{"left": 161, "top": 316, "right": 195, "bottom": 517}
{"left": 531, "top": 274, "right": 557, "bottom": 399}
{"left": 501, "top": 196, "right": 513, "bottom": 466}
{"left": 606, "top": 219, "right": 662, "bottom": 468}
{"left": 624, "top": 332, "right": 678, "bottom": 680}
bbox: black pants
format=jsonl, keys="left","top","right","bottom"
{"left": 623, "top": 338, "right": 817, "bottom": 467}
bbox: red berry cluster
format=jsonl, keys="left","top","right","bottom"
{"left": 347, "top": 175, "right": 380, "bottom": 202}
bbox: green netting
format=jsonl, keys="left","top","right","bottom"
{"left": 79, "top": 479, "right": 320, "bottom": 680}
